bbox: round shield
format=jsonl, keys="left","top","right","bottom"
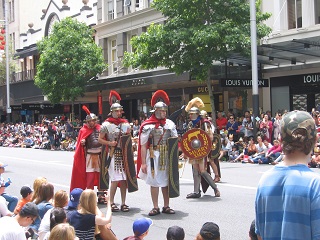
{"left": 210, "top": 133, "right": 222, "bottom": 159}
{"left": 181, "top": 128, "right": 212, "bottom": 159}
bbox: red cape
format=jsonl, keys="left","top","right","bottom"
{"left": 70, "top": 124, "right": 101, "bottom": 192}
{"left": 136, "top": 114, "right": 166, "bottom": 176}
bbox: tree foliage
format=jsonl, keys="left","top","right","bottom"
{"left": 35, "top": 17, "right": 106, "bottom": 104}
{"left": 124, "top": 0, "right": 271, "bottom": 81}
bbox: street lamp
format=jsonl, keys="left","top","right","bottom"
{"left": 2, "top": 0, "right": 10, "bottom": 122}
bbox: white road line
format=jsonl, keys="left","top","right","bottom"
{"left": 1, "top": 156, "right": 72, "bottom": 167}
{"left": 180, "top": 178, "right": 257, "bottom": 190}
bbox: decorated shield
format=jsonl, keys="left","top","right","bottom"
{"left": 210, "top": 133, "right": 222, "bottom": 159}
{"left": 181, "top": 128, "right": 212, "bottom": 159}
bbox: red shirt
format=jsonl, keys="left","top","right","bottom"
{"left": 216, "top": 117, "right": 228, "bottom": 131}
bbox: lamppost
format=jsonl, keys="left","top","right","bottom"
{"left": 5, "top": 0, "right": 10, "bottom": 122}
{"left": 250, "top": 0, "right": 259, "bottom": 135}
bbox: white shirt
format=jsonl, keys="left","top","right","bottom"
{"left": 0, "top": 216, "right": 26, "bottom": 240}
{"left": 0, "top": 196, "right": 10, "bottom": 217}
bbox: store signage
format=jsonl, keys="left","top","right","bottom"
{"left": 303, "top": 74, "right": 320, "bottom": 84}
{"left": 21, "top": 104, "right": 55, "bottom": 110}
{"left": 197, "top": 86, "right": 214, "bottom": 93}
{"left": 131, "top": 78, "right": 146, "bottom": 86}
{"left": 220, "top": 79, "right": 269, "bottom": 87}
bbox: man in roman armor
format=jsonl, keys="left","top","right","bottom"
{"left": 70, "top": 106, "right": 102, "bottom": 191}
{"left": 98, "top": 90, "right": 132, "bottom": 212}
{"left": 184, "top": 98, "right": 220, "bottom": 199}
{"left": 137, "top": 90, "right": 178, "bottom": 216}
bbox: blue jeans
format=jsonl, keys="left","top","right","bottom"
{"left": 2, "top": 193, "right": 18, "bottom": 212}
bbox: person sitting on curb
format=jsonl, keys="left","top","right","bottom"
{"left": 195, "top": 222, "right": 220, "bottom": 240}
{"left": 124, "top": 217, "right": 153, "bottom": 240}
{"left": 0, "top": 202, "right": 39, "bottom": 239}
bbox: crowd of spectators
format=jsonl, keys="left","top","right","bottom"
{"left": 0, "top": 117, "right": 81, "bottom": 151}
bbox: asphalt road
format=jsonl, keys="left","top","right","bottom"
{"left": 2, "top": 147, "right": 318, "bottom": 239}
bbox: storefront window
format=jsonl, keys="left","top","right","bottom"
{"left": 315, "top": 0, "right": 320, "bottom": 24}
{"left": 292, "top": 94, "right": 307, "bottom": 111}
{"left": 287, "top": 0, "right": 302, "bottom": 29}
{"left": 228, "top": 90, "right": 247, "bottom": 118}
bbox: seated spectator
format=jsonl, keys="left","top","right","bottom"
{"left": 65, "top": 188, "right": 83, "bottom": 220}
{"left": 31, "top": 177, "right": 48, "bottom": 202}
{"left": 0, "top": 184, "right": 12, "bottom": 217}
{"left": 39, "top": 190, "right": 69, "bottom": 240}
{"left": 166, "top": 225, "right": 185, "bottom": 240}
{"left": 60, "top": 136, "right": 72, "bottom": 151}
{"left": 40, "top": 137, "right": 50, "bottom": 150}
{"left": 195, "top": 222, "right": 220, "bottom": 240}
{"left": 228, "top": 145, "right": 240, "bottom": 162}
{"left": 68, "top": 189, "right": 116, "bottom": 240}
{"left": 14, "top": 185, "right": 33, "bottom": 215}
{"left": 249, "top": 136, "right": 267, "bottom": 164}
{"left": 43, "top": 208, "right": 67, "bottom": 240}
{"left": 29, "top": 182, "right": 54, "bottom": 233}
{"left": 48, "top": 223, "right": 77, "bottom": 240}
{"left": 0, "top": 162, "right": 18, "bottom": 212}
{"left": 218, "top": 137, "right": 228, "bottom": 161}
{"left": 0, "top": 202, "right": 39, "bottom": 239}
{"left": 21, "top": 135, "right": 34, "bottom": 148}
{"left": 124, "top": 217, "right": 153, "bottom": 240}
{"left": 265, "top": 139, "right": 282, "bottom": 163}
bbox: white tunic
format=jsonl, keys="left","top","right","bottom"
{"left": 138, "top": 119, "right": 177, "bottom": 187}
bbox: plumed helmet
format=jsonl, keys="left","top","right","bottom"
{"left": 82, "top": 105, "right": 98, "bottom": 122}
{"left": 185, "top": 97, "right": 204, "bottom": 120}
{"left": 150, "top": 90, "right": 170, "bottom": 119}
{"left": 150, "top": 90, "right": 170, "bottom": 112}
{"left": 109, "top": 90, "right": 123, "bottom": 118}
{"left": 109, "top": 90, "right": 123, "bottom": 112}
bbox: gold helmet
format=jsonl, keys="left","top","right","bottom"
{"left": 185, "top": 97, "right": 204, "bottom": 120}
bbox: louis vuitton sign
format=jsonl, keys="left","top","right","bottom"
{"left": 220, "top": 78, "right": 269, "bottom": 87}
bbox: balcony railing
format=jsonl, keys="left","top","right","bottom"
{"left": 0, "top": 69, "right": 36, "bottom": 86}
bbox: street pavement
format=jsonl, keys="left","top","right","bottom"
{"left": 1, "top": 147, "right": 319, "bottom": 239}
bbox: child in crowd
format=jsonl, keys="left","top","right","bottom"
{"left": 195, "top": 222, "right": 220, "bottom": 240}
{"left": 166, "top": 226, "right": 185, "bottom": 240}
{"left": 228, "top": 145, "right": 240, "bottom": 162}
{"left": 0, "top": 162, "right": 18, "bottom": 212}
{"left": 124, "top": 217, "right": 153, "bottom": 240}
{"left": 14, "top": 185, "right": 33, "bottom": 215}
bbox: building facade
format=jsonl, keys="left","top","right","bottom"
{"left": 2, "top": 0, "right": 320, "bottom": 122}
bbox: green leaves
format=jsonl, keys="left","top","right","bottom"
{"left": 123, "top": 0, "right": 271, "bottom": 82}
{"left": 35, "top": 17, "right": 106, "bottom": 104}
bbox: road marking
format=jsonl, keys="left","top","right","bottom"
{"left": 180, "top": 178, "right": 257, "bottom": 190}
{"left": 1, "top": 156, "right": 72, "bottom": 167}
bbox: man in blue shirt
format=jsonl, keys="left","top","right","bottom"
{"left": 255, "top": 110, "right": 320, "bottom": 240}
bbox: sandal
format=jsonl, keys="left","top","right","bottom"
{"left": 214, "top": 176, "right": 220, "bottom": 183}
{"left": 111, "top": 203, "right": 120, "bottom": 212}
{"left": 148, "top": 207, "right": 160, "bottom": 216}
{"left": 121, "top": 204, "right": 130, "bottom": 212}
{"left": 162, "top": 206, "right": 175, "bottom": 214}
{"left": 214, "top": 189, "right": 221, "bottom": 197}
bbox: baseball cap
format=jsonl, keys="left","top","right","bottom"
{"left": 200, "top": 222, "right": 220, "bottom": 240}
{"left": 20, "top": 202, "right": 39, "bottom": 217}
{"left": 68, "top": 188, "right": 83, "bottom": 208}
{"left": 133, "top": 217, "right": 153, "bottom": 236}
{"left": 166, "top": 225, "right": 185, "bottom": 240}
{"left": 281, "top": 110, "right": 316, "bottom": 145}
{"left": 20, "top": 185, "right": 34, "bottom": 198}
{"left": 0, "top": 162, "right": 8, "bottom": 168}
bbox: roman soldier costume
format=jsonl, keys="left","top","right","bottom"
{"left": 182, "top": 97, "right": 220, "bottom": 199}
{"left": 137, "top": 90, "right": 179, "bottom": 216}
{"left": 70, "top": 106, "right": 101, "bottom": 191}
{"left": 99, "top": 90, "right": 137, "bottom": 212}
